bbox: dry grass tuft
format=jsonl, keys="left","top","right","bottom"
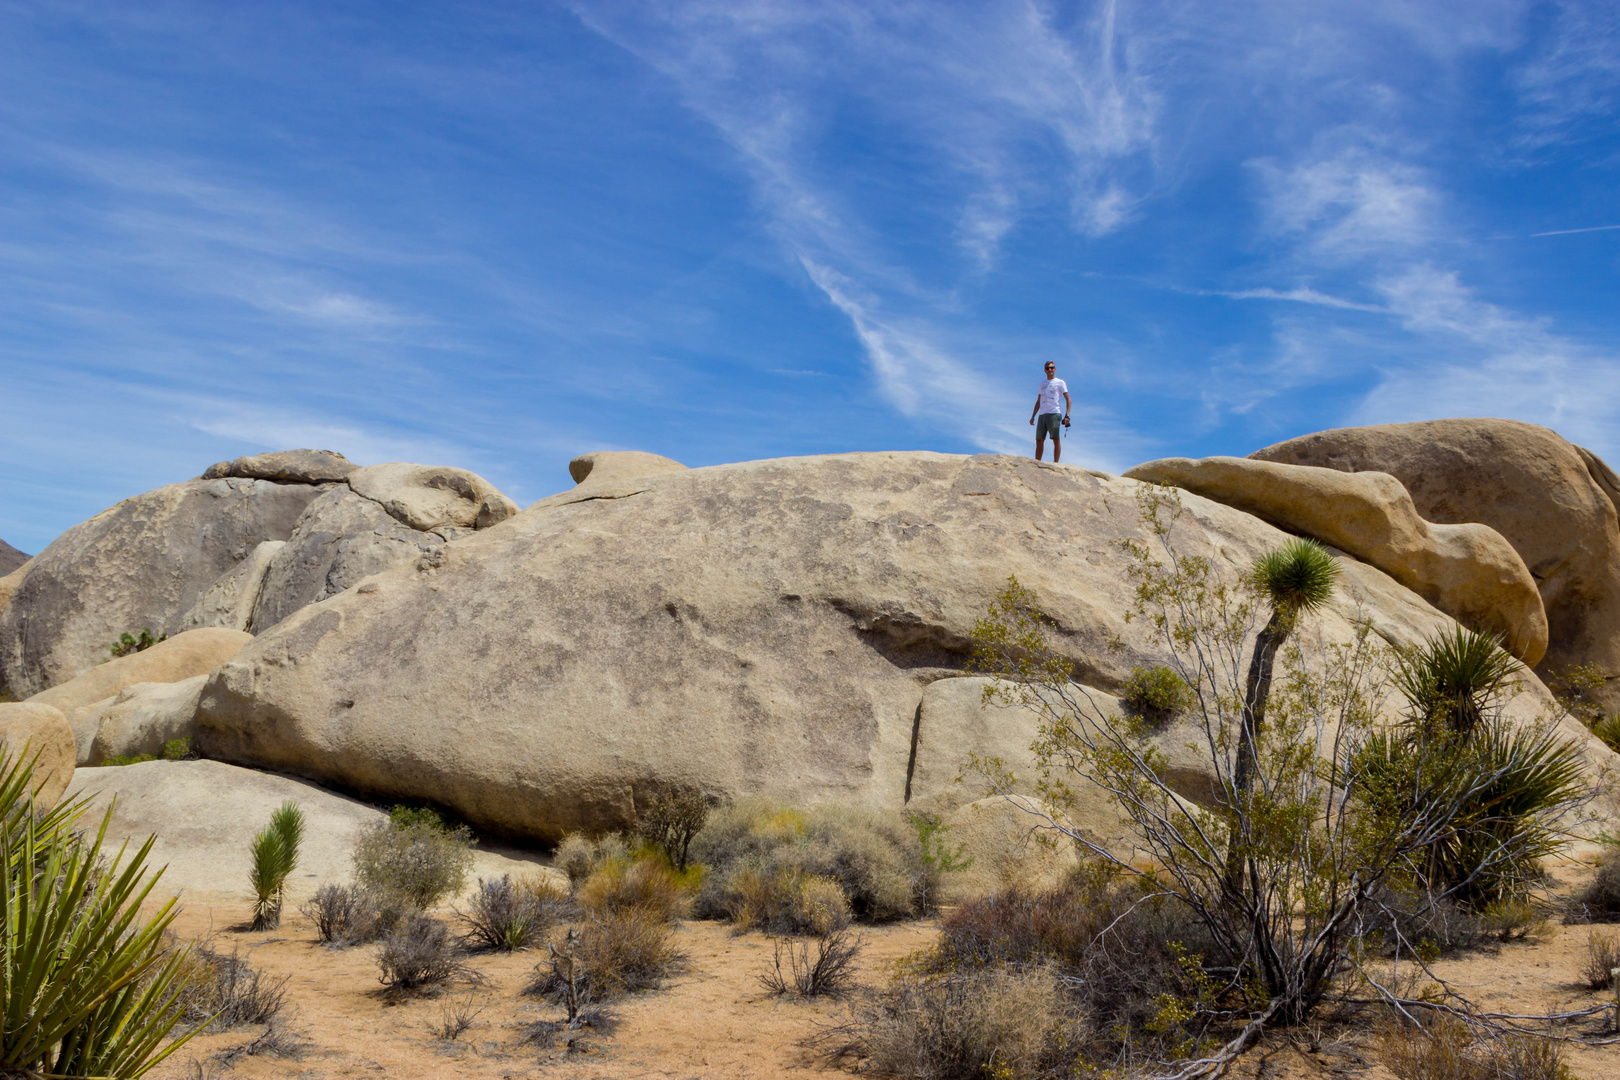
{"left": 166, "top": 938, "right": 288, "bottom": 1030}
{"left": 732, "top": 867, "right": 851, "bottom": 936}
{"left": 1580, "top": 930, "right": 1620, "bottom": 991}
{"left": 577, "top": 854, "right": 693, "bottom": 921}
{"left": 1375, "top": 1014, "right": 1570, "bottom": 1080}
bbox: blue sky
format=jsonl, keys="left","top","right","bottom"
{"left": 1, "top": 1, "right": 1617, "bottom": 555}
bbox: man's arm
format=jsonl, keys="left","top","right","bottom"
{"left": 1062, "top": 390, "right": 1072, "bottom": 425}
{"left": 1031, "top": 396, "right": 1041, "bottom": 424}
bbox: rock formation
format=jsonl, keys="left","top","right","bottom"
{"left": 0, "top": 538, "right": 27, "bottom": 576}
{"left": 23, "top": 627, "right": 252, "bottom": 757}
{"left": 194, "top": 451, "right": 1614, "bottom": 842}
{"left": 64, "top": 760, "right": 559, "bottom": 903}
{"left": 1252, "top": 419, "right": 1620, "bottom": 707}
{"left": 0, "top": 451, "right": 518, "bottom": 698}
{"left": 1123, "top": 455, "right": 1547, "bottom": 664}
{"left": 0, "top": 702, "right": 76, "bottom": 809}
{"left": 84, "top": 675, "right": 208, "bottom": 766}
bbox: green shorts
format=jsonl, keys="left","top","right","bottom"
{"left": 1036, "top": 412, "right": 1065, "bottom": 440}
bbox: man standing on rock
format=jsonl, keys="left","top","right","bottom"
{"left": 1030, "top": 361, "right": 1071, "bottom": 462}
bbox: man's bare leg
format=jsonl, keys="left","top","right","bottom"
{"left": 1035, "top": 436, "right": 1046, "bottom": 461}
{"left": 1052, "top": 437, "right": 1061, "bottom": 463}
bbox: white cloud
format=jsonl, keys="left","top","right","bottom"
{"left": 1254, "top": 149, "right": 1438, "bottom": 257}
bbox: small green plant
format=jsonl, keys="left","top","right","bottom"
{"left": 635, "top": 789, "right": 710, "bottom": 872}
{"left": 352, "top": 816, "right": 475, "bottom": 910}
{"left": 105, "top": 752, "right": 158, "bottom": 767}
{"left": 908, "top": 811, "right": 972, "bottom": 915}
{"left": 1122, "top": 664, "right": 1196, "bottom": 720}
{"left": 389, "top": 803, "right": 457, "bottom": 832}
{"left": 163, "top": 736, "right": 193, "bottom": 760}
{"left": 110, "top": 628, "right": 167, "bottom": 658}
{"left": 249, "top": 801, "right": 305, "bottom": 930}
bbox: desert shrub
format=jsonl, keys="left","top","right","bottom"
{"left": 1573, "top": 849, "right": 1620, "bottom": 922}
{"left": 1, "top": 752, "right": 200, "bottom": 1077}
{"left": 1367, "top": 886, "right": 1546, "bottom": 957}
{"left": 760, "top": 928, "right": 862, "bottom": 998}
{"left": 692, "top": 798, "right": 928, "bottom": 925}
{"left": 429, "top": 993, "right": 484, "bottom": 1041}
{"left": 1122, "top": 663, "right": 1195, "bottom": 720}
{"left": 377, "top": 915, "right": 464, "bottom": 992}
{"left": 388, "top": 803, "right": 458, "bottom": 832}
{"left": 352, "top": 817, "right": 474, "bottom": 910}
{"left": 931, "top": 863, "right": 1218, "bottom": 1061}
{"left": 527, "top": 908, "right": 684, "bottom": 1002}
{"left": 110, "top": 628, "right": 167, "bottom": 658}
{"left": 635, "top": 789, "right": 710, "bottom": 871}
{"left": 249, "top": 801, "right": 304, "bottom": 930}
{"left": 300, "top": 883, "right": 397, "bottom": 946}
{"left": 167, "top": 939, "right": 288, "bottom": 1029}
{"left": 576, "top": 851, "right": 695, "bottom": 921}
{"left": 1375, "top": 1014, "right": 1569, "bottom": 1080}
{"left": 731, "top": 867, "right": 851, "bottom": 936}
{"left": 856, "top": 965, "right": 1082, "bottom": 1080}
{"left": 457, "top": 874, "right": 570, "bottom": 951}
{"left": 555, "top": 834, "right": 596, "bottom": 886}
{"left": 163, "top": 736, "right": 193, "bottom": 760}
{"left": 1581, "top": 931, "right": 1620, "bottom": 991}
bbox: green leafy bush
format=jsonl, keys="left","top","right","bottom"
{"left": 110, "top": 628, "right": 167, "bottom": 658}
{"left": 635, "top": 789, "right": 710, "bottom": 871}
{"left": 692, "top": 798, "right": 928, "bottom": 925}
{"left": 249, "top": 801, "right": 305, "bottom": 930}
{"left": 352, "top": 816, "right": 474, "bottom": 910}
{"left": 1122, "top": 663, "right": 1195, "bottom": 720}
{"left": 0, "top": 751, "right": 200, "bottom": 1077}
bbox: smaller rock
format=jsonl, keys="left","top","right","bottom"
{"left": 568, "top": 450, "right": 689, "bottom": 486}
{"left": 28, "top": 627, "right": 252, "bottom": 755}
{"left": 347, "top": 463, "right": 518, "bottom": 533}
{"left": 0, "top": 702, "right": 76, "bottom": 809}
{"left": 180, "top": 541, "right": 284, "bottom": 633}
{"left": 0, "top": 558, "right": 31, "bottom": 619}
{"left": 87, "top": 676, "right": 208, "bottom": 766}
{"left": 202, "top": 449, "right": 356, "bottom": 484}
{"left": 64, "top": 760, "right": 562, "bottom": 904}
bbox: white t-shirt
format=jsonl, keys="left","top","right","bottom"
{"left": 1037, "top": 377, "right": 1068, "bottom": 415}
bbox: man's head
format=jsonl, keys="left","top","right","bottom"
{"left": 1043, "top": 362, "right": 1056, "bottom": 378}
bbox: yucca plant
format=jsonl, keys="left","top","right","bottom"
{"left": 249, "top": 801, "right": 305, "bottom": 930}
{"left": 1227, "top": 538, "right": 1338, "bottom": 887}
{"left": 1361, "top": 626, "right": 1585, "bottom": 907}
{"left": 1, "top": 749, "right": 199, "bottom": 1078}
{"left": 1393, "top": 624, "right": 1523, "bottom": 737}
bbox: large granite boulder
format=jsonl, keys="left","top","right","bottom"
{"left": 28, "top": 627, "right": 251, "bottom": 757}
{"left": 0, "top": 559, "right": 30, "bottom": 622}
{"left": 0, "top": 539, "right": 27, "bottom": 576}
{"left": 0, "top": 479, "right": 323, "bottom": 698}
{"left": 0, "top": 702, "right": 75, "bottom": 809}
{"left": 1124, "top": 456, "right": 1547, "bottom": 665}
{"left": 248, "top": 489, "right": 446, "bottom": 631}
{"left": 1252, "top": 419, "right": 1620, "bottom": 707}
{"left": 64, "top": 760, "right": 559, "bottom": 905}
{"left": 195, "top": 452, "right": 1617, "bottom": 842}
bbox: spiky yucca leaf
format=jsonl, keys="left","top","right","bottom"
{"left": 1, "top": 753, "right": 197, "bottom": 1078}
{"left": 1395, "top": 625, "right": 1522, "bottom": 737}
{"left": 249, "top": 827, "right": 288, "bottom": 930}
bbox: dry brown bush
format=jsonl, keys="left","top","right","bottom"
{"left": 759, "top": 929, "right": 862, "bottom": 999}
{"left": 376, "top": 915, "right": 468, "bottom": 993}
{"left": 166, "top": 939, "right": 288, "bottom": 1030}
{"left": 732, "top": 867, "right": 851, "bottom": 936}
{"left": 1375, "top": 1014, "right": 1569, "bottom": 1080}
{"left": 1581, "top": 930, "right": 1620, "bottom": 991}
{"left": 1574, "top": 849, "right": 1620, "bottom": 923}
{"left": 856, "top": 965, "right": 1083, "bottom": 1080}
{"left": 457, "top": 874, "right": 571, "bottom": 951}
{"left": 528, "top": 908, "right": 685, "bottom": 1002}
{"left": 299, "top": 883, "right": 398, "bottom": 946}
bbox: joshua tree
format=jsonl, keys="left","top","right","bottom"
{"left": 1232, "top": 537, "right": 1340, "bottom": 803}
